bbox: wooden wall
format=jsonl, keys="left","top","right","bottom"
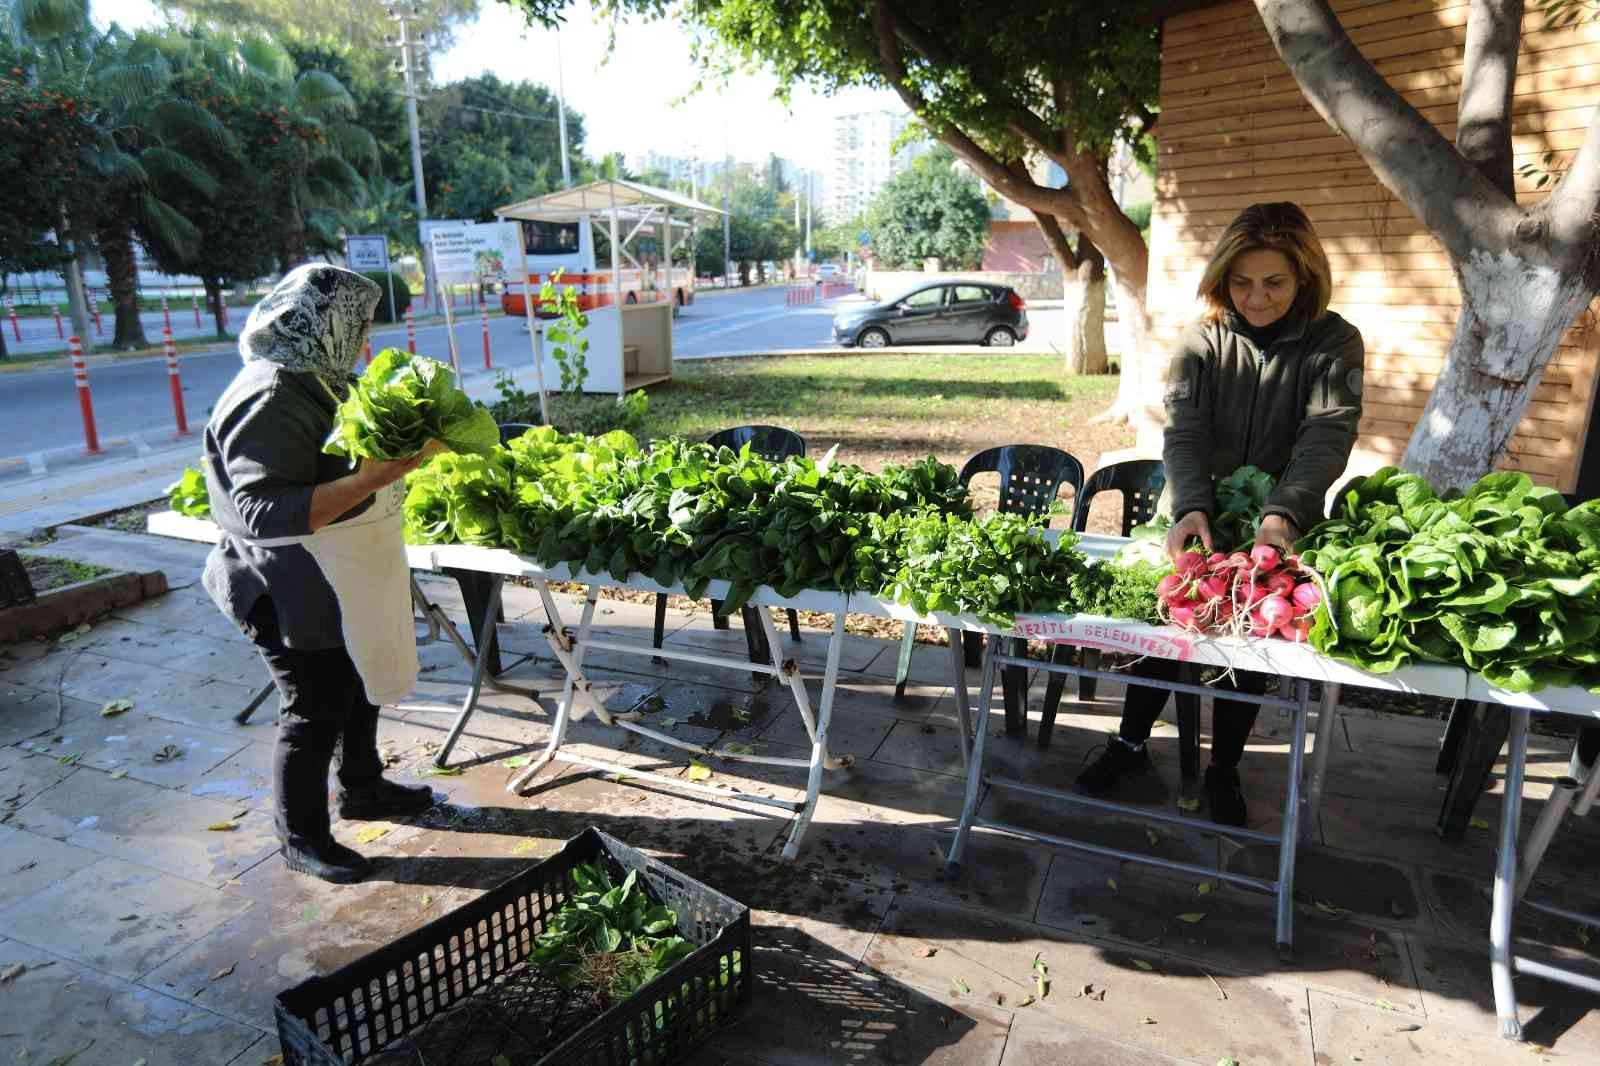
{"left": 1150, "top": 0, "right": 1600, "bottom": 489}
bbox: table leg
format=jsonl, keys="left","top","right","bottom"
{"left": 445, "top": 566, "right": 502, "bottom": 677}
{"left": 782, "top": 611, "right": 846, "bottom": 861}
{"left": 1274, "top": 680, "right": 1311, "bottom": 958}
{"left": 1438, "top": 702, "right": 1510, "bottom": 842}
{"left": 233, "top": 680, "right": 276, "bottom": 725}
{"left": 1491, "top": 710, "right": 1529, "bottom": 1041}
{"left": 434, "top": 575, "right": 504, "bottom": 767}
{"left": 946, "top": 647, "right": 998, "bottom": 877}
{"left": 949, "top": 628, "right": 974, "bottom": 767}
{"left": 507, "top": 582, "right": 598, "bottom": 793}
{"left": 1301, "top": 682, "right": 1340, "bottom": 843}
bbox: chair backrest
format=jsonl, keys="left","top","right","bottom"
{"left": 705, "top": 424, "right": 806, "bottom": 460}
{"left": 1073, "top": 459, "right": 1167, "bottom": 536}
{"left": 498, "top": 422, "right": 539, "bottom": 447}
{"left": 959, "top": 445, "right": 1085, "bottom": 521}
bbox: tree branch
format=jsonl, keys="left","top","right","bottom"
{"left": 1253, "top": 0, "right": 1516, "bottom": 259}
{"left": 1549, "top": 103, "right": 1600, "bottom": 255}
{"left": 1031, "top": 210, "right": 1081, "bottom": 272}
{"left": 868, "top": 0, "right": 1088, "bottom": 229}
{"left": 1456, "top": 0, "right": 1523, "bottom": 198}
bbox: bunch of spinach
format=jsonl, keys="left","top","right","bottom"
{"left": 324, "top": 348, "right": 499, "bottom": 461}
{"left": 1133, "top": 464, "right": 1277, "bottom": 553}
{"left": 1299, "top": 467, "right": 1600, "bottom": 692}
{"left": 167, "top": 466, "right": 210, "bottom": 519}
{"left": 528, "top": 862, "right": 693, "bottom": 1004}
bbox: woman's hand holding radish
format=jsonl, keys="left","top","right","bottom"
{"left": 1254, "top": 513, "right": 1299, "bottom": 555}
{"left": 1165, "top": 510, "right": 1214, "bottom": 566}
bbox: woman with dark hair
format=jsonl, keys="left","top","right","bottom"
{"left": 202, "top": 264, "right": 435, "bottom": 883}
{"left": 1076, "top": 202, "right": 1365, "bottom": 827}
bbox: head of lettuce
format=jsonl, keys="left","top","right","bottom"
{"left": 323, "top": 348, "right": 500, "bottom": 461}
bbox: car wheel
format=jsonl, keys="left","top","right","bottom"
{"left": 858, "top": 327, "right": 890, "bottom": 349}
{"left": 984, "top": 326, "right": 1017, "bottom": 348}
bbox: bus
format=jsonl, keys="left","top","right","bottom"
{"left": 499, "top": 216, "right": 695, "bottom": 317}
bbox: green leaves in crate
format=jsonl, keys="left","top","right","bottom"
{"left": 528, "top": 862, "right": 693, "bottom": 1003}
{"left": 324, "top": 348, "right": 499, "bottom": 461}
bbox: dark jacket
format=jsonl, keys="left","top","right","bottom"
{"left": 1162, "top": 309, "right": 1364, "bottom": 533}
{"left": 201, "top": 362, "right": 372, "bottom": 650}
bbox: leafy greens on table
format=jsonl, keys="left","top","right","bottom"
{"left": 324, "top": 348, "right": 499, "bottom": 461}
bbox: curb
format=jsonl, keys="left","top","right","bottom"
{"left": 0, "top": 568, "right": 169, "bottom": 643}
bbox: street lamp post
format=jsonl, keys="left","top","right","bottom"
{"left": 389, "top": 6, "right": 433, "bottom": 310}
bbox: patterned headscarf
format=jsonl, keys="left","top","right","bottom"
{"left": 239, "top": 264, "right": 381, "bottom": 399}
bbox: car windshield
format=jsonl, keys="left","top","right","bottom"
{"left": 892, "top": 286, "right": 944, "bottom": 309}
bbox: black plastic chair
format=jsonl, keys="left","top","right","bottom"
{"left": 893, "top": 445, "right": 1085, "bottom": 739}
{"left": 498, "top": 422, "right": 538, "bottom": 446}
{"left": 1035, "top": 461, "right": 1178, "bottom": 754}
{"left": 652, "top": 426, "right": 806, "bottom": 667}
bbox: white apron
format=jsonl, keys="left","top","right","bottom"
{"left": 248, "top": 480, "right": 419, "bottom": 705}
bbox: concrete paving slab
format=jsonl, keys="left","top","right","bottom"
{"left": 2, "top": 747, "right": 83, "bottom": 817}
{"left": 0, "top": 856, "right": 253, "bottom": 980}
{"left": 139, "top": 904, "right": 388, "bottom": 1032}
{"left": 1306, "top": 986, "right": 1573, "bottom": 1065}
{"left": 187, "top": 739, "right": 274, "bottom": 807}
{"left": 664, "top": 618, "right": 886, "bottom": 674}
{"left": 704, "top": 930, "right": 1012, "bottom": 1066}
{"left": 46, "top": 524, "right": 214, "bottom": 587}
{"left": 65, "top": 788, "right": 279, "bottom": 886}
{"left": 0, "top": 823, "right": 105, "bottom": 910}
{"left": 1221, "top": 842, "right": 1428, "bottom": 934}
{"left": 0, "top": 678, "right": 99, "bottom": 744}
{"left": 109, "top": 584, "right": 241, "bottom": 634}
{"left": 863, "top": 896, "right": 1314, "bottom": 1066}
{"left": 999, "top": 1014, "right": 1202, "bottom": 1065}
{"left": 4, "top": 761, "right": 162, "bottom": 838}
{"left": 756, "top": 697, "right": 898, "bottom": 759}
{"left": 0, "top": 937, "right": 264, "bottom": 1065}
{"left": 50, "top": 651, "right": 261, "bottom": 731}
{"left": 46, "top": 711, "right": 247, "bottom": 788}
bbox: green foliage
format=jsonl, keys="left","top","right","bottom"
{"left": 0, "top": 74, "right": 98, "bottom": 296}
{"left": 1122, "top": 199, "right": 1152, "bottom": 238}
{"left": 1299, "top": 467, "right": 1600, "bottom": 691}
{"left": 166, "top": 466, "right": 211, "bottom": 518}
{"left": 161, "top": 0, "right": 483, "bottom": 72}
{"left": 325, "top": 348, "right": 500, "bottom": 460}
{"left": 865, "top": 146, "right": 990, "bottom": 270}
{"left": 540, "top": 272, "right": 590, "bottom": 393}
{"left": 528, "top": 863, "right": 692, "bottom": 1003}
{"left": 360, "top": 271, "right": 411, "bottom": 324}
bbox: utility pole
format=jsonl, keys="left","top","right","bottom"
{"left": 793, "top": 167, "right": 802, "bottom": 275}
{"left": 389, "top": 6, "right": 433, "bottom": 310}
{"left": 555, "top": 30, "right": 571, "bottom": 187}
{"left": 805, "top": 172, "right": 813, "bottom": 259}
{"left": 722, "top": 156, "right": 732, "bottom": 288}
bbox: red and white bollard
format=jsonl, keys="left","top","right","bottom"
{"left": 68, "top": 336, "right": 99, "bottom": 454}
{"left": 405, "top": 306, "right": 416, "bottom": 355}
{"left": 192, "top": 294, "right": 201, "bottom": 329}
{"left": 52, "top": 303, "right": 64, "bottom": 339}
{"left": 161, "top": 293, "right": 172, "bottom": 333}
{"left": 5, "top": 294, "right": 19, "bottom": 343}
{"left": 480, "top": 297, "right": 492, "bottom": 369}
{"left": 163, "top": 327, "right": 189, "bottom": 436}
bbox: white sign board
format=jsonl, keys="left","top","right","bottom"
{"left": 344, "top": 235, "right": 390, "bottom": 272}
{"left": 426, "top": 221, "right": 520, "bottom": 284}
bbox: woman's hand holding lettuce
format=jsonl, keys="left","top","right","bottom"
{"left": 324, "top": 349, "right": 499, "bottom": 461}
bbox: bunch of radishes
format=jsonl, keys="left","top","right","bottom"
{"left": 1154, "top": 544, "right": 1323, "bottom": 642}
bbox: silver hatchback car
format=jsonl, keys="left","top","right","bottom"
{"left": 832, "top": 281, "right": 1028, "bottom": 348}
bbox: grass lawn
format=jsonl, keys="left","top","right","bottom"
{"left": 604, "top": 351, "right": 1137, "bottom": 528}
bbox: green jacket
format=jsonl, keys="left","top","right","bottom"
{"left": 1162, "top": 309, "right": 1364, "bottom": 534}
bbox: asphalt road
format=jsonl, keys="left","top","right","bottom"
{"left": 0, "top": 284, "right": 1064, "bottom": 481}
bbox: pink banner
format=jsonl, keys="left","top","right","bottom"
{"left": 1010, "top": 616, "right": 1193, "bottom": 661}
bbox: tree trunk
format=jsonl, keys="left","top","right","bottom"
{"left": 1093, "top": 269, "right": 1160, "bottom": 436}
{"left": 204, "top": 276, "right": 227, "bottom": 338}
{"left": 1400, "top": 247, "right": 1592, "bottom": 490}
{"left": 99, "top": 216, "right": 148, "bottom": 351}
{"left": 1062, "top": 242, "right": 1107, "bottom": 375}
{"left": 280, "top": 217, "right": 309, "bottom": 271}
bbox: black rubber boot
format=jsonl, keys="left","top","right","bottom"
{"left": 337, "top": 777, "right": 437, "bottom": 820}
{"left": 283, "top": 837, "right": 370, "bottom": 884}
{"left": 1205, "top": 764, "right": 1248, "bottom": 827}
{"left": 1075, "top": 738, "right": 1152, "bottom": 794}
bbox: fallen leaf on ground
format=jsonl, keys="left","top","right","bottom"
{"left": 1218, "top": 1059, "right": 1238, "bottom": 1066}
{"left": 685, "top": 760, "right": 713, "bottom": 781}
{"left": 511, "top": 840, "right": 541, "bottom": 855}
{"left": 1375, "top": 998, "right": 1400, "bottom": 1011}
{"left": 1177, "top": 796, "right": 1202, "bottom": 812}
{"left": 1575, "top": 924, "right": 1594, "bottom": 947}
{"left": 722, "top": 742, "right": 754, "bottom": 755}
{"left": 1142, "top": 1016, "right": 1157, "bottom": 1024}
{"left": 1198, "top": 881, "right": 1213, "bottom": 895}
{"left": 1469, "top": 818, "right": 1491, "bottom": 830}
{"left": 206, "top": 821, "right": 239, "bottom": 832}
{"left": 995, "top": 992, "right": 1005, "bottom": 1006}
{"left": 500, "top": 755, "right": 533, "bottom": 769}
{"left": 1392, "top": 1023, "right": 1421, "bottom": 1033}
{"left": 262, "top": 1056, "right": 284, "bottom": 1065}
{"left": 418, "top": 766, "right": 462, "bottom": 777}
{"left": 1146, "top": 828, "right": 1160, "bottom": 846}
{"left": 212, "top": 963, "right": 236, "bottom": 981}
{"left": 1, "top": 963, "right": 25, "bottom": 983}
{"left": 419, "top": 894, "right": 433, "bottom": 909}
{"left": 56, "top": 753, "right": 80, "bottom": 766}
{"left": 1315, "top": 900, "right": 1351, "bottom": 919}
{"left": 952, "top": 977, "right": 970, "bottom": 995}
{"left": 1016, "top": 993, "right": 1035, "bottom": 1007}
{"left": 354, "top": 826, "right": 388, "bottom": 845}
{"left": 1176, "top": 913, "right": 1206, "bottom": 924}
{"left": 492, "top": 1056, "right": 511, "bottom": 1066}
{"left": 99, "top": 699, "right": 133, "bottom": 718}
{"left": 1107, "top": 877, "right": 1118, "bottom": 893}
{"left": 1133, "top": 959, "right": 1155, "bottom": 972}
{"left": 912, "top": 945, "right": 937, "bottom": 958}
{"left": 108, "top": 770, "right": 127, "bottom": 779}
{"left": 118, "top": 914, "right": 138, "bottom": 922}
{"left": 153, "top": 745, "right": 183, "bottom": 762}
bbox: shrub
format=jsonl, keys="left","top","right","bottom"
{"left": 361, "top": 271, "right": 412, "bottom": 323}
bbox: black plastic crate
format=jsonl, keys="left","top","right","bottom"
{"left": 275, "top": 827, "right": 751, "bottom": 1066}
{"left": 0, "top": 550, "right": 34, "bottom": 609}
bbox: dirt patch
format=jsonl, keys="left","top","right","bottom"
{"left": 19, "top": 554, "right": 112, "bottom": 593}
{"left": 80, "top": 498, "right": 168, "bottom": 534}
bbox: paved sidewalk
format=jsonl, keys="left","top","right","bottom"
{"left": 1, "top": 527, "right": 1597, "bottom": 1063}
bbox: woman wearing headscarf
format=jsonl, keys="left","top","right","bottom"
{"left": 202, "top": 264, "right": 434, "bottom": 883}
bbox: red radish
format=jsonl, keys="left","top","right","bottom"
{"left": 1253, "top": 593, "right": 1293, "bottom": 636}
{"left": 1197, "top": 574, "right": 1230, "bottom": 601}
{"left": 1157, "top": 573, "right": 1186, "bottom": 600}
{"left": 1167, "top": 603, "right": 1197, "bottom": 628}
{"left": 1281, "top": 615, "right": 1313, "bottom": 642}
{"left": 1207, "top": 552, "right": 1228, "bottom": 566}
{"left": 1177, "top": 550, "right": 1206, "bottom": 577}
{"left": 1265, "top": 570, "right": 1296, "bottom": 597}
{"left": 1291, "top": 582, "right": 1322, "bottom": 611}
{"left": 1228, "top": 551, "right": 1251, "bottom": 568}
{"left": 1250, "top": 544, "right": 1281, "bottom": 570}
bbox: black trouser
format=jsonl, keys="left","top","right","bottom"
{"left": 244, "top": 598, "right": 383, "bottom": 847}
{"left": 1117, "top": 657, "right": 1273, "bottom": 770}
